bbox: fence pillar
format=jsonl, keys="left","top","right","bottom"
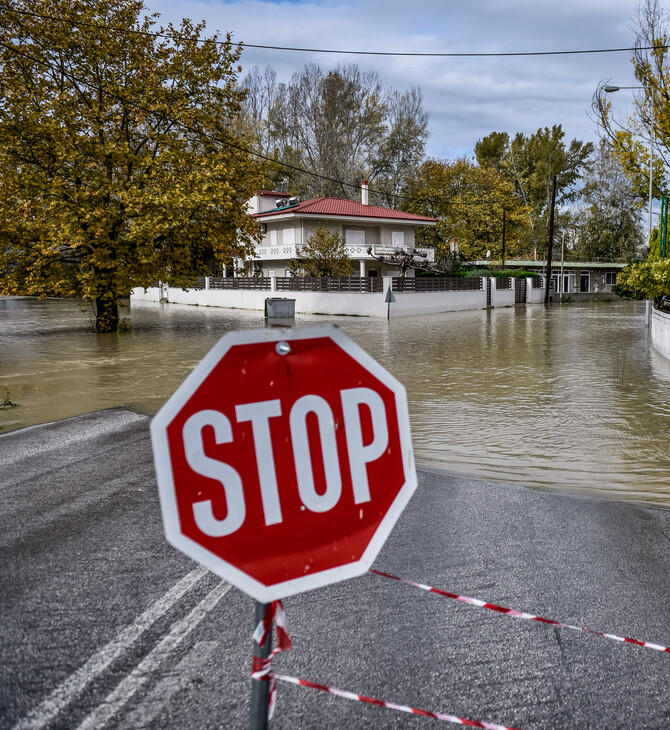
{"left": 205, "top": 276, "right": 211, "bottom": 290}
{"left": 270, "top": 277, "right": 277, "bottom": 292}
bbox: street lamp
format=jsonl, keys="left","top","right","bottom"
{"left": 604, "top": 84, "right": 655, "bottom": 244}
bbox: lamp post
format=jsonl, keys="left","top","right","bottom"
{"left": 560, "top": 231, "right": 566, "bottom": 294}
{"left": 604, "top": 84, "right": 655, "bottom": 244}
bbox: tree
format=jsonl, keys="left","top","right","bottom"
{"left": 403, "top": 158, "right": 531, "bottom": 262}
{"left": 613, "top": 259, "right": 670, "bottom": 300}
{"left": 365, "top": 246, "right": 429, "bottom": 277}
{"left": 291, "top": 226, "right": 355, "bottom": 277}
{"left": 242, "top": 63, "right": 428, "bottom": 204}
{"left": 369, "top": 88, "right": 429, "bottom": 208}
{"left": 574, "top": 140, "right": 644, "bottom": 261}
{"left": 0, "top": 0, "right": 266, "bottom": 332}
{"left": 474, "top": 131, "right": 509, "bottom": 172}
{"left": 476, "top": 126, "right": 592, "bottom": 255}
{"left": 591, "top": 0, "right": 669, "bottom": 204}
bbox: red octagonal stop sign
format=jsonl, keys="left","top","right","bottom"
{"left": 151, "top": 325, "right": 416, "bottom": 602}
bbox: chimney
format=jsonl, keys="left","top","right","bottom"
{"left": 361, "top": 180, "right": 369, "bottom": 206}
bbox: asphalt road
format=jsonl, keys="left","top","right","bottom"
{"left": 1, "top": 408, "right": 670, "bottom": 729}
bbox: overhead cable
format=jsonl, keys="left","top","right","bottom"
{"left": 4, "top": 6, "right": 664, "bottom": 59}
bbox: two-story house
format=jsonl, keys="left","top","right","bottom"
{"left": 243, "top": 184, "right": 437, "bottom": 278}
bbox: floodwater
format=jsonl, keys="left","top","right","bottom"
{"left": 2, "top": 296, "right": 670, "bottom": 507}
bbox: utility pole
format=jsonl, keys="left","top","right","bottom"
{"left": 501, "top": 209, "right": 506, "bottom": 268}
{"left": 544, "top": 175, "right": 557, "bottom": 305}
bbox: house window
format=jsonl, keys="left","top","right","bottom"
{"left": 606, "top": 272, "right": 618, "bottom": 286}
{"left": 392, "top": 230, "right": 404, "bottom": 247}
{"left": 346, "top": 229, "right": 365, "bottom": 246}
{"left": 270, "top": 229, "right": 277, "bottom": 246}
{"left": 284, "top": 227, "right": 295, "bottom": 246}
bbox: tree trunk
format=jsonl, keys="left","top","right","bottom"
{"left": 95, "top": 297, "right": 119, "bottom": 333}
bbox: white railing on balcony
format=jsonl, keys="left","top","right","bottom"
{"left": 249, "top": 244, "right": 434, "bottom": 263}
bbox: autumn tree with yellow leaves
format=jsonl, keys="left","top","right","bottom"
{"left": 592, "top": 0, "right": 670, "bottom": 214}
{"left": 403, "top": 158, "right": 531, "bottom": 263}
{"left": 0, "top": 0, "right": 266, "bottom": 331}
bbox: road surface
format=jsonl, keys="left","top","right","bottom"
{"left": 2, "top": 408, "right": 670, "bottom": 729}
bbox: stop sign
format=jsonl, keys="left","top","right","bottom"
{"left": 151, "top": 325, "right": 416, "bottom": 603}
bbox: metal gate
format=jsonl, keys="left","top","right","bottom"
{"left": 514, "top": 278, "right": 526, "bottom": 304}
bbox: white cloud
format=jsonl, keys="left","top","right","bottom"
{"left": 145, "top": 0, "right": 643, "bottom": 158}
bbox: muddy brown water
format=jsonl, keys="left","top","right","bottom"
{"left": 2, "top": 296, "right": 669, "bottom": 506}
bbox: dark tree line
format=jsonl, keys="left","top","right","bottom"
{"left": 240, "top": 63, "right": 428, "bottom": 207}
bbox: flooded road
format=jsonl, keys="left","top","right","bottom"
{"left": 2, "top": 296, "right": 669, "bottom": 506}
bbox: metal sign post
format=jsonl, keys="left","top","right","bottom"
{"left": 385, "top": 286, "right": 396, "bottom": 320}
{"left": 250, "top": 601, "right": 272, "bottom": 730}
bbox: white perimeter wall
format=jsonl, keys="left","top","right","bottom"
{"left": 131, "top": 278, "right": 543, "bottom": 318}
{"left": 651, "top": 307, "right": 670, "bottom": 360}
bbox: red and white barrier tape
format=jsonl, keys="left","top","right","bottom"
{"left": 371, "top": 569, "right": 670, "bottom": 655}
{"left": 250, "top": 600, "right": 520, "bottom": 728}
{"left": 276, "top": 674, "right": 523, "bottom": 730}
{"left": 251, "top": 600, "right": 292, "bottom": 719}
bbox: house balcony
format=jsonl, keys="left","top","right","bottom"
{"left": 248, "top": 244, "right": 435, "bottom": 263}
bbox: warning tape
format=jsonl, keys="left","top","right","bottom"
{"left": 371, "top": 569, "right": 670, "bottom": 655}
{"left": 276, "top": 674, "right": 523, "bottom": 730}
{"left": 252, "top": 600, "right": 521, "bottom": 728}
{"left": 251, "top": 600, "right": 292, "bottom": 720}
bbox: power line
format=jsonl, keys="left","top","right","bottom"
{"left": 4, "top": 6, "right": 664, "bottom": 59}
{"left": 240, "top": 43, "right": 661, "bottom": 59}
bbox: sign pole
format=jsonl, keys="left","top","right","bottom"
{"left": 250, "top": 601, "right": 272, "bottom": 730}
{"left": 385, "top": 286, "right": 396, "bottom": 320}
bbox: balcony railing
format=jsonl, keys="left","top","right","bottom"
{"left": 250, "top": 244, "right": 435, "bottom": 263}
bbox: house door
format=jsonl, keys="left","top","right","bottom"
{"left": 580, "top": 272, "right": 590, "bottom": 292}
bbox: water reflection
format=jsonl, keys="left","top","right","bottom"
{"left": 1, "top": 296, "right": 668, "bottom": 506}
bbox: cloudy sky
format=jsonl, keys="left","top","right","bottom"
{"left": 144, "top": 0, "right": 644, "bottom": 160}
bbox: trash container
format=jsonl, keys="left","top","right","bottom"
{"left": 265, "top": 297, "right": 296, "bottom": 318}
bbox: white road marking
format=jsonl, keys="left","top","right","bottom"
{"left": 75, "top": 581, "right": 231, "bottom": 730}
{"left": 123, "top": 640, "right": 219, "bottom": 728}
{"left": 13, "top": 567, "right": 207, "bottom": 730}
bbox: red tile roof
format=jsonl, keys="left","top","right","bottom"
{"left": 251, "top": 197, "right": 437, "bottom": 223}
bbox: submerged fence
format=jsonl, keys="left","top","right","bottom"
{"left": 194, "top": 277, "right": 271, "bottom": 290}
{"left": 276, "top": 276, "right": 383, "bottom": 293}
{"left": 392, "top": 277, "right": 484, "bottom": 292}
{"left": 192, "top": 276, "right": 495, "bottom": 293}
